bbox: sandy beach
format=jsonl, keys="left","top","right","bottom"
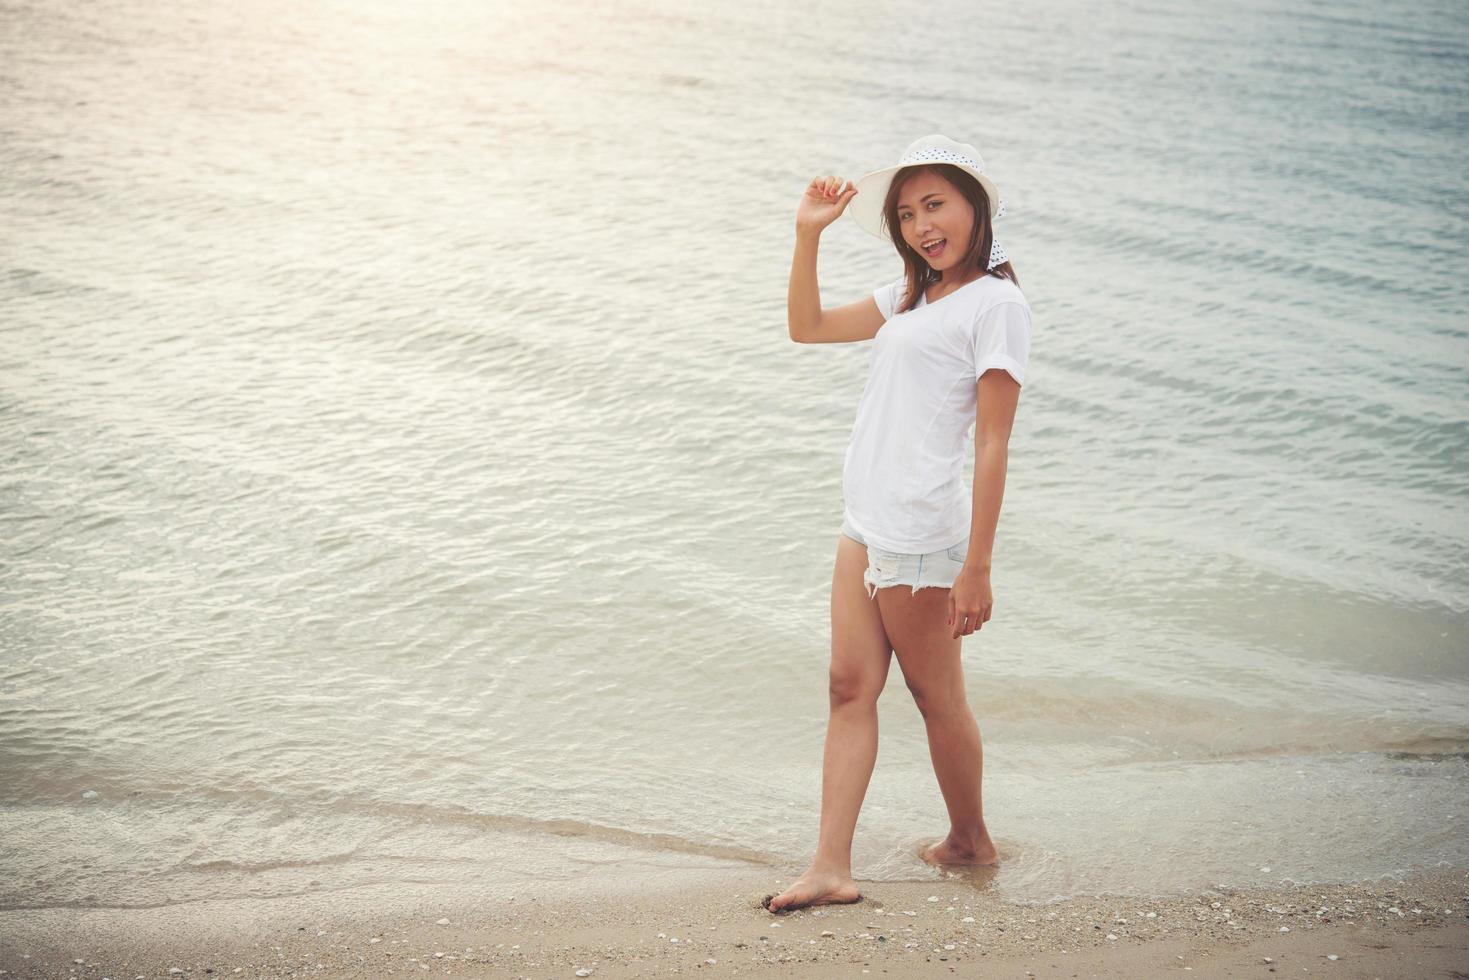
{"left": 2, "top": 865, "right": 1464, "bottom": 979}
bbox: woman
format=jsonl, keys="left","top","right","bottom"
{"left": 766, "top": 135, "right": 1032, "bottom": 914}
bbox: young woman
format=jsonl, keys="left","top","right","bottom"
{"left": 766, "top": 135, "right": 1032, "bottom": 914}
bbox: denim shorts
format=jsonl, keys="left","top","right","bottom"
{"left": 840, "top": 518, "right": 970, "bottom": 600}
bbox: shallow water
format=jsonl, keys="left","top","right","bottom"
{"left": 2, "top": 0, "right": 1467, "bottom": 908}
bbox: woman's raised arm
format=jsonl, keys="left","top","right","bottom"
{"left": 787, "top": 176, "right": 882, "bottom": 344}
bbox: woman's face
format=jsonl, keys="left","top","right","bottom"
{"left": 895, "top": 171, "right": 977, "bottom": 274}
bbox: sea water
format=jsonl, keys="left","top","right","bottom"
{"left": 2, "top": 0, "right": 1466, "bottom": 908}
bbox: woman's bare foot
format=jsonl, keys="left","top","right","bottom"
{"left": 920, "top": 834, "right": 999, "bottom": 867}
{"left": 762, "top": 867, "right": 862, "bottom": 914}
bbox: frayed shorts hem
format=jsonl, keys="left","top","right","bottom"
{"left": 840, "top": 518, "right": 969, "bottom": 600}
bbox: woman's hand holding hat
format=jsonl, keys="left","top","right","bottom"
{"left": 796, "top": 175, "right": 858, "bottom": 236}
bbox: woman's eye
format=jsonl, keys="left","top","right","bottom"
{"left": 928, "top": 201, "right": 941, "bottom": 209}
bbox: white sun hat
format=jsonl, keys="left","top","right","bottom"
{"left": 847, "top": 134, "right": 1008, "bottom": 268}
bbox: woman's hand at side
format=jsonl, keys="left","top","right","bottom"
{"left": 948, "top": 566, "right": 993, "bottom": 638}
{"left": 796, "top": 175, "right": 858, "bottom": 236}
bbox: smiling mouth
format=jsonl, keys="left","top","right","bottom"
{"left": 921, "top": 238, "right": 947, "bottom": 257}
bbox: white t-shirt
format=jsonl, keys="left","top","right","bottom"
{"left": 842, "top": 273, "right": 1033, "bottom": 554}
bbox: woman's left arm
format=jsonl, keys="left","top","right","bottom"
{"left": 948, "top": 368, "right": 1021, "bottom": 638}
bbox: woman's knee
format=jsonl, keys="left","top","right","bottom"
{"left": 828, "top": 666, "right": 884, "bottom": 707}
{"left": 904, "top": 679, "right": 969, "bottom": 718}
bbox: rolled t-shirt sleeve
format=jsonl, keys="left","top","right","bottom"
{"left": 971, "top": 301, "right": 1032, "bottom": 385}
{"left": 872, "top": 277, "right": 906, "bottom": 321}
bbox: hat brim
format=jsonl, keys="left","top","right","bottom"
{"left": 848, "top": 163, "right": 1001, "bottom": 242}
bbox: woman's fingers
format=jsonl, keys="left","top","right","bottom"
{"left": 811, "top": 176, "right": 854, "bottom": 198}
{"left": 951, "top": 604, "right": 990, "bottom": 637}
{"left": 798, "top": 177, "right": 858, "bottom": 231}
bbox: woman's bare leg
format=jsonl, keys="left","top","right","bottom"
{"left": 765, "top": 534, "right": 893, "bottom": 912}
{"left": 876, "top": 585, "right": 998, "bottom": 865}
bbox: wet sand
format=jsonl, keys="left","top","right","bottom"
{"left": 2, "top": 865, "right": 1465, "bottom": 978}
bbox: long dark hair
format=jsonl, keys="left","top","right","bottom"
{"left": 882, "top": 163, "right": 1020, "bottom": 315}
